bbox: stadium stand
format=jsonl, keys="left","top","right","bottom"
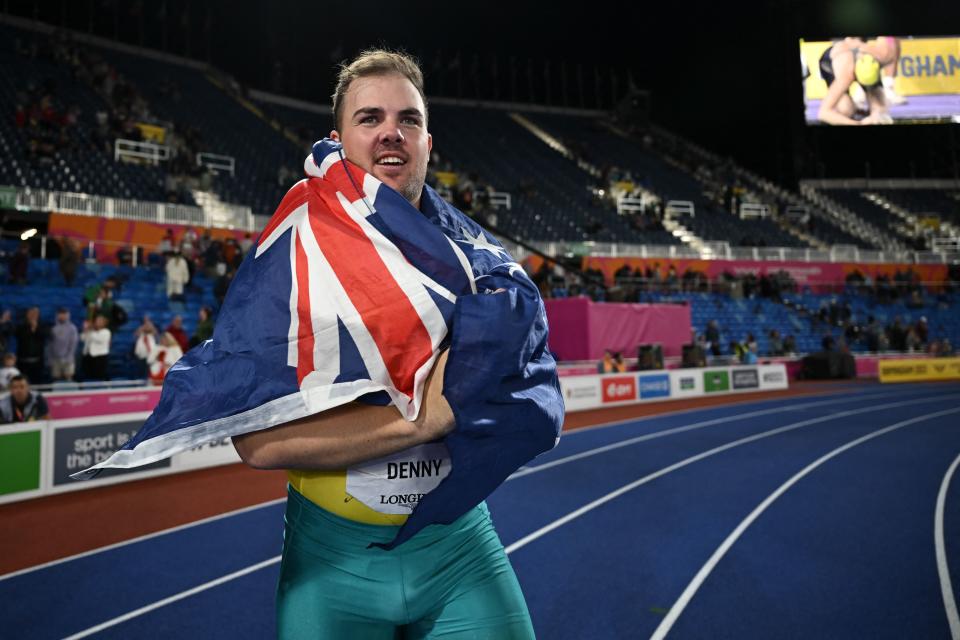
{"left": 1, "top": 18, "right": 958, "bottom": 386}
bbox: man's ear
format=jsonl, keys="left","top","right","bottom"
{"left": 330, "top": 130, "right": 340, "bottom": 142}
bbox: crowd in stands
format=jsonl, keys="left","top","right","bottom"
{"left": 535, "top": 261, "right": 795, "bottom": 304}
{"left": 12, "top": 28, "right": 216, "bottom": 205}
{"left": 0, "top": 224, "right": 259, "bottom": 390}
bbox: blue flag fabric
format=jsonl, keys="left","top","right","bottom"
{"left": 75, "top": 139, "right": 564, "bottom": 548}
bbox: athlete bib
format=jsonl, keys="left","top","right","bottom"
{"left": 346, "top": 442, "right": 451, "bottom": 515}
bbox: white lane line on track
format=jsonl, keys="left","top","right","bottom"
{"left": 61, "top": 555, "right": 282, "bottom": 640}
{"left": 935, "top": 451, "right": 960, "bottom": 640}
{"left": 0, "top": 498, "right": 287, "bottom": 583}
{"left": 650, "top": 406, "right": 960, "bottom": 640}
{"left": 6, "top": 391, "right": 896, "bottom": 580}
{"left": 504, "top": 394, "right": 960, "bottom": 556}
{"left": 40, "top": 391, "right": 957, "bottom": 637}
{"left": 509, "top": 389, "right": 937, "bottom": 481}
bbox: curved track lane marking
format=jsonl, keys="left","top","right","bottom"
{"left": 650, "top": 406, "right": 960, "bottom": 640}
{"left": 61, "top": 556, "right": 282, "bottom": 640}
{"left": 935, "top": 451, "right": 960, "bottom": 639}
{"left": 0, "top": 498, "right": 287, "bottom": 582}
{"left": 509, "top": 390, "right": 901, "bottom": 481}
{"left": 504, "top": 394, "right": 960, "bottom": 555}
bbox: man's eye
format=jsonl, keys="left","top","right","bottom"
{"left": 359, "top": 115, "right": 378, "bottom": 124}
{"left": 401, "top": 117, "right": 421, "bottom": 126}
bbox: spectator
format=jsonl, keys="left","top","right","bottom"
{"left": 915, "top": 317, "right": 928, "bottom": 345}
{"left": 147, "top": 332, "right": 183, "bottom": 385}
{"left": 165, "top": 315, "right": 190, "bottom": 352}
{"left": 0, "top": 310, "right": 12, "bottom": 354}
{"left": 730, "top": 341, "right": 747, "bottom": 363}
{"left": 190, "top": 306, "right": 214, "bottom": 348}
{"left": 0, "top": 375, "right": 50, "bottom": 423}
{"left": 180, "top": 226, "right": 198, "bottom": 260}
{"left": 597, "top": 350, "right": 615, "bottom": 374}
{"left": 0, "top": 353, "right": 20, "bottom": 390}
{"left": 705, "top": 320, "right": 721, "bottom": 356}
{"left": 9, "top": 241, "right": 30, "bottom": 284}
{"left": 768, "top": 329, "right": 784, "bottom": 356}
{"left": 157, "top": 228, "right": 175, "bottom": 255}
{"left": 59, "top": 237, "right": 80, "bottom": 286}
{"left": 165, "top": 250, "right": 189, "bottom": 300}
{"left": 744, "top": 342, "right": 759, "bottom": 364}
{"left": 49, "top": 307, "right": 78, "bottom": 382}
{"left": 239, "top": 232, "right": 253, "bottom": 255}
{"left": 905, "top": 327, "right": 922, "bottom": 352}
{"left": 81, "top": 315, "right": 111, "bottom": 381}
{"left": 16, "top": 307, "right": 48, "bottom": 384}
{"left": 133, "top": 315, "right": 159, "bottom": 378}
{"left": 214, "top": 267, "right": 235, "bottom": 308}
{"left": 86, "top": 284, "right": 115, "bottom": 323}
{"left": 612, "top": 352, "right": 627, "bottom": 372}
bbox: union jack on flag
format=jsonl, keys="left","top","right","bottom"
{"left": 75, "top": 139, "right": 564, "bottom": 548}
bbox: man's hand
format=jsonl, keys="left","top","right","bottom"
{"left": 233, "top": 350, "right": 454, "bottom": 470}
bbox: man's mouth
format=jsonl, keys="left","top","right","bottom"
{"left": 375, "top": 155, "right": 407, "bottom": 167}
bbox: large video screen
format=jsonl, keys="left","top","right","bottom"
{"left": 800, "top": 36, "right": 960, "bottom": 125}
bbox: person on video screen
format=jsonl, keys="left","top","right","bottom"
{"left": 817, "top": 37, "right": 901, "bottom": 125}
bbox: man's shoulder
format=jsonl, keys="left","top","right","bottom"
{"left": 422, "top": 186, "right": 495, "bottom": 243}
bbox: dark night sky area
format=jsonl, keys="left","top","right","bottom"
{"left": 11, "top": 0, "right": 960, "bottom": 182}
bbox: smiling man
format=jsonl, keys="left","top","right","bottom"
{"left": 232, "top": 50, "right": 556, "bottom": 639}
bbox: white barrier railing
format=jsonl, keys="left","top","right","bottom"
{"left": 665, "top": 200, "right": 695, "bottom": 218}
{"left": 490, "top": 191, "right": 511, "bottom": 210}
{"left": 517, "top": 240, "right": 952, "bottom": 264}
{"left": 740, "top": 203, "right": 770, "bottom": 219}
{"left": 15, "top": 187, "right": 255, "bottom": 231}
{"left": 617, "top": 196, "right": 645, "bottom": 214}
{"left": 932, "top": 237, "right": 960, "bottom": 253}
{"left": 196, "top": 152, "right": 236, "bottom": 177}
{"left": 114, "top": 138, "right": 171, "bottom": 165}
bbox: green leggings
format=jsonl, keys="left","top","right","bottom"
{"left": 277, "top": 487, "right": 535, "bottom": 639}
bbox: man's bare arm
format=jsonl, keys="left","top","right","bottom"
{"left": 233, "top": 350, "right": 454, "bottom": 470}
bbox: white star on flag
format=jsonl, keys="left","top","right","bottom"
{"left": 457, "top": 227, "right": 508, "bottom": 259}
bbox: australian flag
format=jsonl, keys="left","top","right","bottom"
{"left": 75, "top": 139, "right": 564, "bottom": 548}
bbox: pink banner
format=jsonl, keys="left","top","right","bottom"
{"left": 47, "top": 388, "right": 162, "bottom": 420}
{"left": 545, "top": 298, "right": 691, "bottom": 362}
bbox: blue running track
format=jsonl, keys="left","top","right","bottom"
{"left": 3, "top": 383, "right": 959, "bottom": 639}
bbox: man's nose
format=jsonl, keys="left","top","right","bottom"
{"left": 378, "top": 122, "right": 404, "bottom": 144}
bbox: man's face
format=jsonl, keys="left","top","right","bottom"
{"left": 10, "top": 379, "right": 28, "bottom": 404}
{"left": 172, "top": 315, "right": 182, "bottom": 329}
{"left": 57, "top": 312, "right": 68, "bottom": 323}
{"left": 94, "top": 316, "right": 107, "bottom": 330}
{"left": 26, "top": 308, "right": 39, "bottom": 324}
{"left": 332, "top": 73, "right": 432, "bottom": 209}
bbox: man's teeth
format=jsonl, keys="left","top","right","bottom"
{"left": 377, "top": 158, "right": 405, "bottom": 165}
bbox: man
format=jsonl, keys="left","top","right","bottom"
{"left": 81, "top": 315, "right": 111, "bottom": 381}
{"left": 233, "top": 50, "right": 551, "bottom": 639}
{"left": 15, "top": 307, "right": 47, "bottom": 385}
{"left": 0, "top": 375, "right": 50, "bottom": 423}
{"left": 817, "top": 37, "right": 896, "bottom": 125}
{"left": 49, "top": 307, "right": 78, "bottom": 382}
{"left": 165, "top": 249, "right": 189, "bottom": 300}
{"left": 164, "top": 315, "right": 190, "bottom": 352}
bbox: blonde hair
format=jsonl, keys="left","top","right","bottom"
{"left": 331, "top": 48, "right": 427, "bottom": 131}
